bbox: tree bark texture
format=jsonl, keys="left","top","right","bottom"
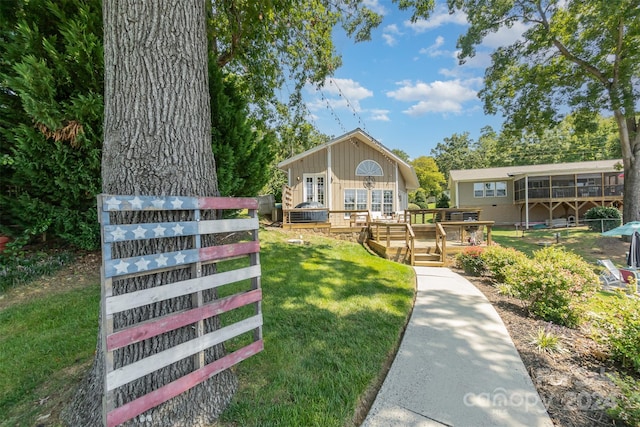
{"left": 615, "top": 112, "right": 640, "bottom": 224}
{"left": 63, "top": 2, "right": 238, "bottom": 426}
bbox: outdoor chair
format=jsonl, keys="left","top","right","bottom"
{"left": 597, "top": 259, "right": 623, "bottom": 288}
{"left": 619, "top": 268, "right": 638, "bottom": 287}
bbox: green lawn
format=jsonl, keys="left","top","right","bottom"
{"left": 0, "top": 228, "right": 415, "bottom": 427}
{"left": 0, "top": 286, "right": 100, "bottom": 426}
{"left": 491, "top": 225, "right": 628, "bottom": 264}
{"left": 216, "top": 228, "right": 415, "bottom": 426}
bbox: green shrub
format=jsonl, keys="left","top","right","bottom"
{"left": 480, "top": 245, "right": 528, "bottom": 283}
{"left": 456, "top": 246, "right": 486, "bottom": 276}
{"left": 407, "top": 203, "right": 421, "bottom": 211}
{"left": 607, "top": 374, "right": 640, "bottom": 426}
{"left": 609, "top": 299, "right": 640, "bottom": 373}
{"left": 584, "top": 206, "right": 622, "bottom": 232}
{"left": 435, "top": 192, "right": 450, "bottom": 208}
{"left": 505, "top": 246, "right": 599, "bottom": 327}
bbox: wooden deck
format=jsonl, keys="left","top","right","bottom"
{"left": 280, "top": 208, "right": 494, "bottom": 267}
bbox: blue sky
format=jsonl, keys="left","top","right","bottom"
{"left": 301, "top": 0, "right": 526, "bottom": 160}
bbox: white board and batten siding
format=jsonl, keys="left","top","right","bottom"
{"left": 98, "top": 194, "right": 263, "bottom": 427}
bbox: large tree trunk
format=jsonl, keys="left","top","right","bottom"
{"left": 615, "top": 112, "right": 640, "bottom": 224}
{"left": 63, "top": 1, "right": 237, "bottom": 426}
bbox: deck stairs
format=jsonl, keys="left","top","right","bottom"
{"left": 367, "top": 222, "right": 446, "bottom": 267}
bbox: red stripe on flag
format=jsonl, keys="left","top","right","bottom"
{"left": 198, "top": 197, "right": 258, "bottom": 210}
{"left": 199, "top": 240, "right": 259, "bottom": 262}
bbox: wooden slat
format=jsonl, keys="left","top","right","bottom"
{"left": 199, "top": 241, "right": 259, "bottom": 263}
{"left": 106, "top": 314, "right": 263, "bottom": 391}
{"left": 102, "top": 217, "right": 259, "bottom": 243}
{"left": 198, "top": 197, "right": 257, "bottom": 210}
{"left": 198, "top": 217, "right": 259, "bottom": 234}
{"left": 107, "top": 289, "right": 262, "bottom": 351}
{"left": 104, "top": 241, "right": 259, "bottom": 278}
{"left": 100, "top": 195, "right": 258, "bottom": 212}
{"left": 106, "top": 265, "right": 261, "bottom": 315}
{"left": 106, "top": 340, "right": 264, "bottom": 427}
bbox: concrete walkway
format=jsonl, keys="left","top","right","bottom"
{"left": 362, "top": 267, "right": 553, "bottom": 427}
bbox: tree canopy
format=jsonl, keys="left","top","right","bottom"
{"left": 411, "top": 156, "right": 445, "bottom": 196}
{"left": 0, "top": 0, "right": 381, "bottom": 246}
{"left": 445, "top": 0, "right": 640, "bottom": 222}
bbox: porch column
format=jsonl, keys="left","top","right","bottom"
{"left": 395, "top": 163, "right": 399, "bottom": 213}
{"left": 525, "top": 176, "right": 530, "bottom": 229}
{"left": 327, "top": 146, "right": 332, "bottom": 210}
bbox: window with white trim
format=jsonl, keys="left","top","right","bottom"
{"left": 344, "top": 189, "right": 367, "bottom": 210}
{"left": 355, "top": 160, "right": 383, "bottom": 176}
{"left": 304, "top": 174, "right": 325, "bottom": 205}
{"left": 372, "top": 189, "right": 394, "bottom": 215}
{"left": 474, "top": 181, "right": 507, "bottom": 198}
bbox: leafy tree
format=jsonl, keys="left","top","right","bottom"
{"left": 443, "top": 0, "right": 639, "bottom": 223}
{"left": 0, "top": 0, "right": 103, "bottom": 248}
{"left": 62, "top": 1, "right": 383, "bottom": 423}
{"left": 411, "top": 155, "right": 446, "bottom": 197}
{"left": 430, "top": 132, "right": 484, "bottom": 180}
{"left": 65, "top": 2, "right": 233, "bottom": 425}
{"left": 0, "top": 0, "right": 382, "bottom": 246}
{"left": 264, "top": 119, "right": 330, "bottom": 201}
{"left": 391, "top": 148, "right": 411, "bottom": 163}
{"left": 209, "top": 63, "right": 274, "bottom": 197}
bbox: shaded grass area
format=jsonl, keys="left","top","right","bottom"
{"left": 0, "top": 285, "right": 100, "bottom": 426}
{"left": 0, "top": 250, "right": 75, "bottom": 292}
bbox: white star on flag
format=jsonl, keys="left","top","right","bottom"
{"left": 130, "top": 196, "right": 143, "bottom": 209}
{"left": 174, "top": 252, "right": 186, "bottom": 264}
{"left": 114, "top": 260, "right": 130, "bottom": 274}
{"left": 105, "top": 197, "right": 122, "bottom": 211}
{"left": 135, "top": 257, "right": 151, "bottom": 271}
{"left": 133, "top": 226, "right": 147, "bottom": 239}
{"left": 153, "top": 225, "right": 166, "bottom": 237}
{"left": 110, "top": 227, "right": 127, "bottom": 241}
{"left": 172, "top": 223, "right": 185, "bottom": 235}
{"left": 155, "top": 254, "right": 169, "bottom": 267}
{"left": 152, "top": 198, "right": 165, "bottom": 208}
{"left": 171, "top": 198, "right": 184, "bottom": 209}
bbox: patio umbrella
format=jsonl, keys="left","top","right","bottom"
{"left": 627, "top": 231, "right": 640, "bottom": 268}
{"left": 601, "top": 221, "right": 640, "bottom": 236}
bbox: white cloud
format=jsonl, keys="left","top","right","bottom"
{"left": 369, "top": 109, "right": 391, "bottom": 121}
{"left": 384, "top": 24, "right": 401, "bottom": 34}
{"left": 306, "top": 78, "right": 373, "bottom": 113}
{"left": 382, "top": 24, "right": 402, "bottom": 46}
{"left": 405, "top": 5, "right": 467, "bottom": 33}
{"left": 323, "top": 78, "right": 373, "bottom": 101}
{"left": 386, "top": 79, "right": 480, "bottom": 115}
{"left": 382, "top": 33, "right": 397, "bottom": 46}
{"left": 363, "top": 0, "right": 387, "bottom": 15}
{"left": 419, "top": 35, "right": 447, "bottom": 57}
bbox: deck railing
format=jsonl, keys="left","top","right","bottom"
{"left": 371, "top": 221, "right": 414, "bottom": 249}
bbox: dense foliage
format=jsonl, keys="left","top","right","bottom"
{"left": 0, "top": 0, "right": 103, "bottom": 249}
{"left": 584, "top": 206, "right": 623, "bottom": 232}
{"left": 457, "top": 245, "right": 599, "bottom": 327}
{"left": 209, "top": 64, "right": 275, "bottom": 197}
